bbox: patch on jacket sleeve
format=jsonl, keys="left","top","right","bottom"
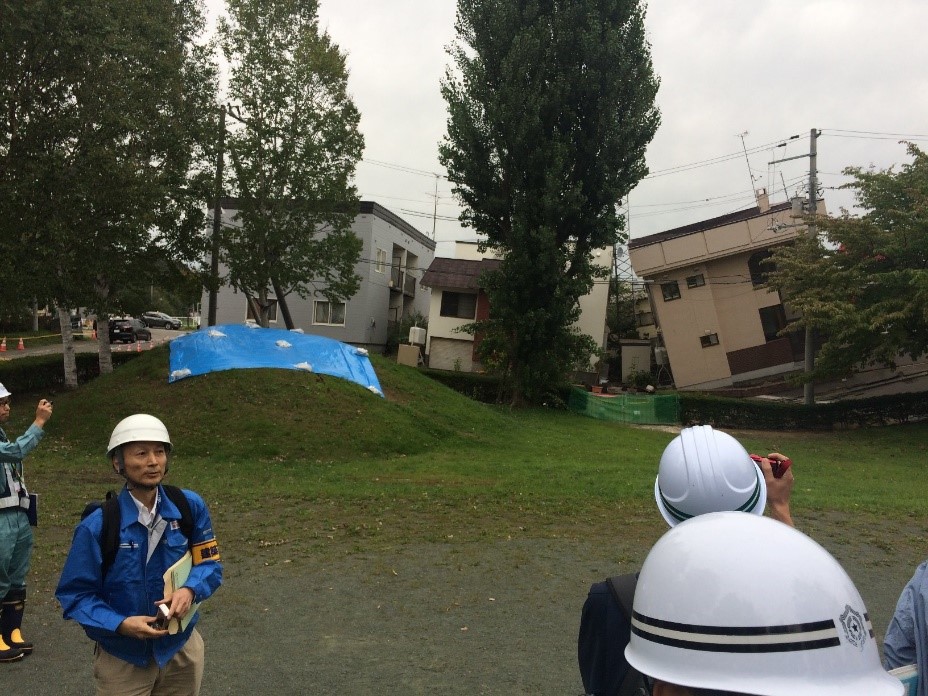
{"left": 192, "top": 538, "right": 220, "bottom": 564}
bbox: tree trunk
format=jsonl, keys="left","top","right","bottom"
{"left": 98, "top": 311, "right": 113, "bottom": 375}
{"left": 57, "top": 306, "right": 78, "bottom": 389}
{"left": 271, "top": 276, "right": 294, "bottom": 329}
{"left": 244, "top": 293, "right": 263, "bottom": 326}
{"left": 31, "top": 299, "right": 38, "bottom": 332}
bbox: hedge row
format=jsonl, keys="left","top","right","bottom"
{"left": 422, "top": 368, "right": 928, "bottom": 430}
{"left": 0, "top": 352, "right": 141, "bottom": 394}
{"left": 679, "top": 390, "right": 928, "bottom": 430}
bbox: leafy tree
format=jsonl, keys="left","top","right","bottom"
{"left": 768, "top": 143, "right": 928, "bottom": 378}
{"left": 218, "top": 0, "right": 364, "bottom": 328}
{"left": 0, "top": 0, "right": 217, "bottom": 384}
{"left": 439, "top": 0, "right": 660, "bottom": 405}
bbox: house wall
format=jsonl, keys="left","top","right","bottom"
{"left": 204, "top": 203, "right": 435, "bottom": 351}
{"left": 425, "top": 289, "right": 477, "bottom": 357}
{"left": 423, "top": 245, "right": 612, "bottom": 373}
{"left": 629, "top": 202, "right": 824, "bottom": 390}
{"left": 576, "top": 248, "right": 612, "bottom": 369}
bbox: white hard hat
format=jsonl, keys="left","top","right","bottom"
{"left": 654, "top": 425, "right": 765, "bottom": 526}
{"left": 106, "top": 414, "right": 172, "bottom": 457}
{"left": 625, "top": 512, "right": 903, "bottom": 696}
{"left": 0, "top": 382, "right": 10, "bottom": 399}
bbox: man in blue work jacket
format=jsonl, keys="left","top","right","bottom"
{"left": 56, "top": 414, "right": 222, "bottom": 695}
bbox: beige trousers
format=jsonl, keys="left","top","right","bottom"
{"left": 93, "top": 629, "right": 205, "bottom": 696}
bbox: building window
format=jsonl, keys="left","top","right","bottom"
{"left": 700, "top": 333, "right": 720, "bottom": 348}
{"left": 636, "top": 311, "right": 654, "bottom": 327}
{"left": 375, "top": 248, "right": 387, "bottom": 273}
{"left": 440, "top": 291, "right": 477, "bottom": 319}
{"left": 661, "top": 281, "right": 681, "bottom": 302}
{"left": 686, "top": 273, "right": 705, "bottom": 289}
{"left": 749, "top": 250, "right": 774, "bottom": 286}
{"left": 246, "top": 298, "right": 278, "bottom": 323}
{"left": 759, "top": 304, "right": 787, "bottom": 342}
{"left": 313, "top": 300, "right": 346, "bottom": 326}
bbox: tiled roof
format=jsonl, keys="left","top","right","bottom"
{"left": 628, "top": 201, "right": 792, "bottom": 250}
{"left": 420, "top": 257, "right": 501, "bottom": 290}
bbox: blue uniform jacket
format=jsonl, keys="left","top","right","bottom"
{"left": 56, "top": 485, "right": 223, "bottom": 668}
{"left": 884, "top": 560, "right": 928, "bottom": 696}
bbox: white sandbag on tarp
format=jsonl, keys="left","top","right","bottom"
{"left": 168, "top": 323, "right": 384, "bottom": 397}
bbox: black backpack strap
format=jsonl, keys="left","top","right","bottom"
{"left": 606, "top": 573, "right": 645, "bottom": 696}
{"left": 99, "top": 491, "right": 121, "bottom": 579}
{"left": 162, "top": 484, "right": 194, "bottom": 544}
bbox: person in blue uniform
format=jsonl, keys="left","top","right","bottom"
{"left": 56, "top": 414, "right": 222, "bottom": 695}
{"left": 0, "top": 382, "right": 53, "bottom": 663}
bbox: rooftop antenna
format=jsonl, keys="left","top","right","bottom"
{"left": 738, "top": 131, "right": 758, "bottom": 195}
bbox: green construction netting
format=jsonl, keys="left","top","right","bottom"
{"left": 568, "top": 387, "right": 680, "bottom": 425}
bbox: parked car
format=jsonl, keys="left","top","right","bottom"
{"left": 141, "top": 311, "right": 182, "bottom": 330}
{"left": 109, "top": 318, "right": 152, "bottom": 344}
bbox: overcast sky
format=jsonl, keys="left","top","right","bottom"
{"left": 208, "top": 1, "right": 928, "bottom": 259}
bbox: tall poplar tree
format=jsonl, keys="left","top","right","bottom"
{"left": 218, "top": 0, "right": 364, "bottom": 328}
{"left": 440, "top": 0, "right": 660, "bottom": 404}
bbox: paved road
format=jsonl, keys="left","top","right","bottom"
{"left": 0, "top": 327, "right": 182, "bottom": 359}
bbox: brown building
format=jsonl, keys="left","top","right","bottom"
{"left": 628, "top": 190, "right": 822, "bottom": 390}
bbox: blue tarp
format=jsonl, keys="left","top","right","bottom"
{"left": 168, "top": 324, "right": 384, "bottom": 397}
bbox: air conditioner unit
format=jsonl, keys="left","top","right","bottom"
{"left": 409, "top": 326, "right": 426, "bottom": 345}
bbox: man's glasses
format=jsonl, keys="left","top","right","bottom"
{"left": 0, "top": 399, "right": 10, "bottom": 407}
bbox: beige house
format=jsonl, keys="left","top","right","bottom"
{"left": 628, "top": 191, "right": 822, "bottom": 390}
{"left": 421, "top": 241, "right": 611, "bottom": 375}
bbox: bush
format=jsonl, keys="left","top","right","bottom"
{"left": 420, "top": 368, "right": 510, "bottom": 404}
{"left": 0, "top": 352, "right": 142, "bottom": 395}
{"left": 679, "top": 390, "right": 928, "bottom": 430}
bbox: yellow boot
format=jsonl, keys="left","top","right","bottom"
{"left": 0, "top": 634, "right": 23, "bottom": 663}
{"left": 1, "top": 590, "right": 31, "bottom": 657}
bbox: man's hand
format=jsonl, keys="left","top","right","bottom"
{"left": 761, "top": 452, "right": 794, "bottom": 527}
{"left": 155, "top": 587, "right": 196, "bottom": 621}
{"left": 116, "top": 615, "right": 169, "bottom": 639}
{"left": 34, "top": 399, "right": 53, "bottom": 428}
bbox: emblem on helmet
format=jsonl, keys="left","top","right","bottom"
{"left": 840, "top": 604, "right": 866, "bottom": 650}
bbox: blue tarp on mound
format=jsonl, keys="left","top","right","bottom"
{"left": 168, "top": 324, "right": 384, "bottom": 397}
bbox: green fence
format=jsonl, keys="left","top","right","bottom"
{"left": 568, "top": 387, "right": 680, "bottom": 425}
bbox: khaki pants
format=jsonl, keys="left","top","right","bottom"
{"left": 93, "top": 629, "right": 204, "bottom": 696}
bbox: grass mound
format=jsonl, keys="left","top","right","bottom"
{"left": 44, "top": 344, "right": 511, "bottom": 464}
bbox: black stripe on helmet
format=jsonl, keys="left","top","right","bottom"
{"left": 631, "top": 611, "right": 842, "bottom": 653}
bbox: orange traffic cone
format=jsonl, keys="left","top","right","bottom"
{"left": 0, "top": 338, "right": 6, "bottom": 352}
{"left": 136, "top": 340, "right": 141, "bottom": 353}
{"left": 16, "top": 338, "right": 24, "bottom": 351}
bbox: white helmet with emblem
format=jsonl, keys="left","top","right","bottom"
{"left": 654, "top": 424, "right": 765, "bottom": 526}
{"left": 625, "top": 512, "right": 902, "bottom": 696}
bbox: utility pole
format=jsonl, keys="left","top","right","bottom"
{"left": 803, "top": 128, "right": 819, "bottom": 406}
{"left": 207, "top": 106, "right": 226, "bottom": 327}
{"left": 769, "top": 128, "right": 820, "bottom": 405}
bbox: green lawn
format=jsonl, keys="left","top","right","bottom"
{"left": 9, "top": 345, "right": 928, "bottom": 576}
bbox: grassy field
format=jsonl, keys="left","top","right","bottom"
{"left": 6, "top": 345, "right": 926, "bottom": 577}
{"left": 7, "top": 346, "right": 928, "bottom": 694}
